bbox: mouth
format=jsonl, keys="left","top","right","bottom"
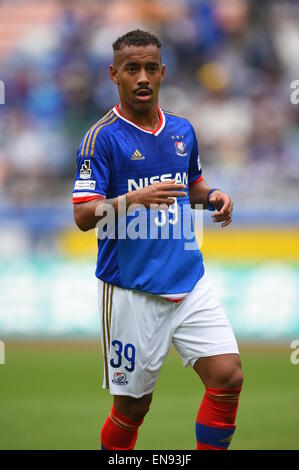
{"left": 135, "top": 88, "right": 153, "bottom": 102}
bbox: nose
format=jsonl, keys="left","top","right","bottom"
{"left": 137, "top": 68, "right": 149, "bottom": 86}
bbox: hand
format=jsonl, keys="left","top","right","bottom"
{"left": 209, "top": 190, "right": 233, "bottom": 228}
{"left": 128, "top": 179, "right": 187, "bottom": 209}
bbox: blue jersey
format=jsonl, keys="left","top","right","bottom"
{"left": 73, "top": 106, "right": 205, "bottom": 301}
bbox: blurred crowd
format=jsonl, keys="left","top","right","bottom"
{"left": 1, "top": 0, "right": 299, "bottom": 209}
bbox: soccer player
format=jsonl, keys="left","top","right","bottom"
{"left": 73, "top": 30, "right": 243, "bottom": 450}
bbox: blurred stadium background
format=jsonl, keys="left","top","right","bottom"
{"left": 0, "top": 0, "right": 298, "bottom": 449}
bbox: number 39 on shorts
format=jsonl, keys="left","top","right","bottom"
{"left": 110, "top": 340, "right": 136, "bottom": 372}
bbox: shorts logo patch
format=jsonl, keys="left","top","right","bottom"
{"left": 112, "top": 371, "right": 128, "bottom": 385}
{"left": 80, "top": 159, "right": 92, "bottom": 179}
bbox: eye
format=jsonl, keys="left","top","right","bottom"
{"left": 148, "top": 63, "right": 159, "bottom": 72}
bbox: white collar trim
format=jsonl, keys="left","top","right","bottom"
{"left": 113, "top": 105, "right": 165, "bottom": 136}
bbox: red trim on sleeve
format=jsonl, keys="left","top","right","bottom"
{"left": 189, "top": 175, "right": 203, "bottom": 187}
{"left": 72, "top": 195, "right": 105, "bottom": 204}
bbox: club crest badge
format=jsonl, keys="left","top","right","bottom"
{"left": 112, "top": 372, "right": 128, "bottom": 385}
{"left": 175, "top": 141, "right": 187, "bottom": 156}
{"left": 80, "top": 159, "right": 92, "bottom": 179}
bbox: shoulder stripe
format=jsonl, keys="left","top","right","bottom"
{"left": 81, "top": 111, "right": 112, "bottom": 157}
{"left": 84, "top": 111, "right": 114, "bottom": 157}
{"left": 90, "top": 115, "right": 118, "bottom": 157}
{"left": 81, "top": 110, "right": 114, "bottom": 157}
{"left": 81, "top": 113, "right": 109, "bottom": 157}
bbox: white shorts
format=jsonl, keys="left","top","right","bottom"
{"left": 98, "top": 273, "right": 239, "bottom": 398}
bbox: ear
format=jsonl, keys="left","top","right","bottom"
{"left": 110, "top": 65, "right": 119, "bottom": 85}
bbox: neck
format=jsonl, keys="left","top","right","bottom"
{"left": 118, "top": 101, "right": 160, "bottom": 131}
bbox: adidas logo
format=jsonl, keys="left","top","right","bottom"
{"left": 131, "top": 149, "right": 145, "bottom": 160}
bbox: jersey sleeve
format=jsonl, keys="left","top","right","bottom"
{"left": 188, "top": 126, "right": 203, "bottom": 187}
{"left": 72, "top": 132, "right": 111, "bottom": 204}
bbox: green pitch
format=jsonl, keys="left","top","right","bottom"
{"left": 0, "top": 341, "right": 298, "bottom": 450}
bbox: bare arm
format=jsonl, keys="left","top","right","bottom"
{"left": 74, "top": 197, "right": 118, "bottom": 232}
{"left": 189, "top": 177, "right": 211, "bottom": 209}
{"left": 73, "top": 180, "right": 187, "bottom": 231}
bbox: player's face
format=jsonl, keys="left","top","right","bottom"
{"left": 110, "top": 45, "right": 165, "bottom": 112}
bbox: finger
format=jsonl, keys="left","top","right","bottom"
{"left": 152, "top": 199, "right": 175, "bottom": 207}
{"left": 159, "top": 179, "right": 176, "bottom": 184}
{"left": 213, "top": 200, "right": 231, "bottom": 215}
{"left": 156, "top": 179, "right": 176, "bottom": 186}
{"left": 213, "top": 219, "right": 227, "bottom": 224}
{"left": 164, "top": 185, "right": 187, "bottom": 192}
{"left": 212, "top": 210, "right": 232, "bottom": 221}
{"left": 212, "top": 208, "right": 232, "bottom": 218}
{"left": 213, "top": 216, "right": 230, "bottom": 223}
{"left": 212, "top": 211, "right": 232, "bottom": 221}
{"left": 212, "top": 207, "right": 231, "bottom": 218}
{"left": 212, "top": 208, "right": 232, "bottom": 216}
{"left": 159, "top": 182, "right": 187, "bottom": 190}
{"left": 221, "top": 217, "right": 232, "bottom": 228}
{"left": 213, "top": 217, "right": 231, "bottom": 224}
{"left": 158, "top": 191, "right": 187, "bottom": 198}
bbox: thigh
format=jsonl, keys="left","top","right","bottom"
{"left": 172, "top": 273, "right": 239, "bottom": 368}
{"left": 98, "top": 280, "right": 173, "bottom": 398}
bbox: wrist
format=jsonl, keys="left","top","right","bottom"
{"left": 125, "top": 190, "right": 139, "bottom": 208}
{"left": 206, "top": 188, "right": 221, "bottom": 211}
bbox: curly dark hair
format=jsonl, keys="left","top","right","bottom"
{"left": 112, "top": 29, "right": 162, "bottom": 51}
